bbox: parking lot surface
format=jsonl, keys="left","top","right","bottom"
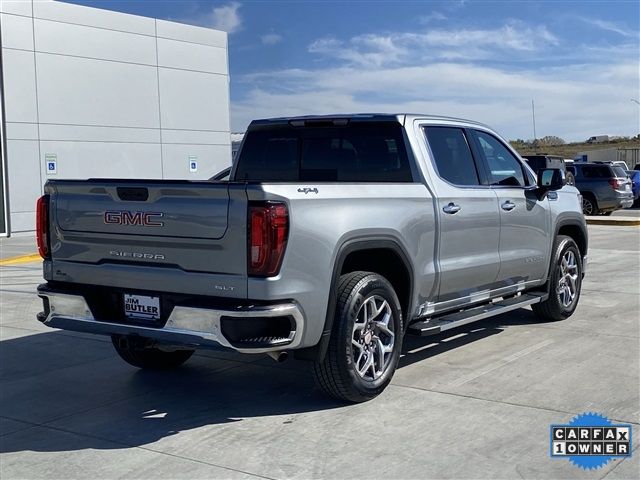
{"left": 1, "top": 225, "right": 638, "bottom": 479}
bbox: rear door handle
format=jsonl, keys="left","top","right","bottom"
{"left": 501, "top": 201, "right": 516, "bottom": 211}
{"left": 443, "top": 203, "right": 461, "bottom": 214}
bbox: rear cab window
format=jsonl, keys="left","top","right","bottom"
{"left": 424, "top": 127, "right": 481, "bottom": 186}
{"left": 233, "top": 122, "right": 414, "bottom": 182}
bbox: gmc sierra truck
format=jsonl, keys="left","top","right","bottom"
{"left": 36, "top": 114, "right": 588, "bottom": 402}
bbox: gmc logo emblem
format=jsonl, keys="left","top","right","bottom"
{"left": 104, "top": 211, "right": 164, "bottom": 227}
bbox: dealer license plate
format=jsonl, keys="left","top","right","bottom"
{"left": 123, "top": 294, "right": 160, "bottom": 321}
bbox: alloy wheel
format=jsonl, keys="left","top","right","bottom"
{"left": 556, "top": 250, "right": 579, "bottom": 308}
{"left": 582, "top": 198, "right": 594, "bottom": 215}
{"left": 351, "top": 295, "right": 395, "bottom": 381}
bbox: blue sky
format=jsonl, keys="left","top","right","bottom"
{"left": 68, "top": 0, "right": 640, "bottom": 142}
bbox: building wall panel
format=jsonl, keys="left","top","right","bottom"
{"left": 158, "top": 67, "right": 229, "bottom": 132}
{"left": 34, "top": 18, "right": 157, "bottom": 65}
{"left": 5, "top": 140, "right": 41, "bottom": 218}
{"left": 1, "top": 13, "right": 34, "bottom": 50}
{"left": 161, "top": 143, "right": 231, "bottom": 180}
{"left": 2, "top": 49, "right": 38, "bottom": 123}
{"left": 155, "top": 19, "right": 226, "bottom": 48}
{"left": 39, "top": 141, "right": 163, "bottom": 180}
{"left": 33, "top": 0, "right": 156, "bottom": 36}
{"left": 35, "top": 53, "right": 161, "bottom": 128}
{"left": 157, "top": 37, "right": 227, "bottom": 74}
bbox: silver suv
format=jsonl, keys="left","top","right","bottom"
{"left": 36, "top": 114, "right": 588, "bottom": 402}
{"left": 567, "top": 162, "right": 633, "bottom": 215}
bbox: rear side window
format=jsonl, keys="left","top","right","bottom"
{"left": 612, "top": 166, "right": 627, "bottom": 177}
{"left": 473, "top": 131, "right": 526, "bottom": 187}
{"left": 234, "top": 124, "right": 413, "bottom": 182}
{"left": 424, "top": 127, "right": 480, "bottom": 186}
{"left": 581, "top": 166, "right": 610, "bottom": 178}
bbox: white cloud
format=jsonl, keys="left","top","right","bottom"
{"left": 419, "top": 11, "right": 447, "bottom": 24}
{"left": 579, "top": 17, "right": 636, "bottom": 38}
{"left": 186, "top": 2, "right": 242, "bottom": 33}
{"left": 307, "top": 22, "right": 558, "bottom": 68}
{"left": 234, "top": 62, "right": 639, "bottom": 141}
{"left": 260, "top": 33, "right": 283, "bottom": 45}
{"left": 232, "top": 21, "right": 639, "bottom": 141}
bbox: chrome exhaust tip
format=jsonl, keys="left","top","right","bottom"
{"left": 267, "top": 351, "right": 289, "bottom": 363}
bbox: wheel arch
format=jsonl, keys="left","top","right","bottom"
{"left": 537, "top": 217, "right": 588, "bottom": 293}
{"left": 556, "top": 220, "right": 588, "bottom": 257}
{"left": 294, "top": 236, "right": 414, "bottom": 362}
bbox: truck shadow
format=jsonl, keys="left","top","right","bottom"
{"left": 1, "top": 307, "right": 546, "bottom": 455}
{"left": 400, "top": 307, "right": 543, "bottom": 368}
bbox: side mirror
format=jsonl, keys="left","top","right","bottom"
{"left": 538, "top": 168, "right": 564, "bottom": 189}
{"left": 536, "top": 168, "right": 565, "bottom": 199}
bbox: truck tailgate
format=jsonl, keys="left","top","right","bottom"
{"left": 46, "top": 180, "right": 248, "bottom": 297}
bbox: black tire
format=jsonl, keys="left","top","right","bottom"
{"left": 313, "top": 271, "right": 404, "bottom": 403}
{"left": 581, "top": 195, "right": 597, "bottom": 216}
{"left": 532, "top": 236, "right": 582, "bottom": 322}
{"left": 111, "top": 335, "right": 194, "bottom": 370}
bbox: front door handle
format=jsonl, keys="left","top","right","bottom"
{"left": 443, "top": 203, "right": 461, "bottom": 214}
{"left": 501, "top": 200, "right": 516, "bottom": 211}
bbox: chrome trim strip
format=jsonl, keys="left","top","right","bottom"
{"left": 415, "top": 280, "right": 541, "bottom": 318}
{"left": 39, "top": 291, "right": 304, "bottom": 354}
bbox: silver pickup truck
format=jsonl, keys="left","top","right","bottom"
{"left": 36, "top": 114, "right": 588, "bottom": 402}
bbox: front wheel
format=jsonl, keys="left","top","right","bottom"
{"left": 532, "top": 236, "right": 582, "bottom": 321}
{"left": 313, "top": 271, "right": 403, "bottom": 403}
{"left": 111, "top": 335, "right": 194, "bottom": 370}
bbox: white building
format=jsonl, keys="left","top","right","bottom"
{"left": 0, "top": 0, "right": 231, "bottom": 235}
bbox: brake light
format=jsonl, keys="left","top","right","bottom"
{"left": 36, "top": 195, "right": 50, "bottom": 259}
{"left": 248, "top": 202, "right": 289, "bottom": 277}
{"left": 609, "top": 178, "right": 622, "bottom": 189}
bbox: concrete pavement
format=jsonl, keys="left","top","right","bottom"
{"left": 0, "top": 235, "right": 37, "bottom": 261}
{"left": 0, "top": 225, "right": 638, "bottom": 479}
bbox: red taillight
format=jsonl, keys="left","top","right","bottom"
{"left": 248, "top": 202, "right": 288, "bottom": 277}
{"left": 609, "top": 178, "right": 622, "bottom": 189}
{"left": 36, "top": 195, "right": 50, "bottom": 259}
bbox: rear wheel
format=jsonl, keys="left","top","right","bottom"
{"left": 313, "top": 271, "right": 403, "bottom": 403}
{"left": 581, "top": 195, "right": 597, "bottom": 216}
{"left": 532, "top": 235, "right": 582, "bottom": 321}
{"left": 111, "top": 335, "right": 194, "bottom": 370}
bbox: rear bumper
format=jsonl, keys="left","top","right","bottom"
{"left": 37, "top": 285, "right": 305, "bottom": 354}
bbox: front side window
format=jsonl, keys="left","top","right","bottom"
{"left": 473, "top": 131, "right": 526, "bottom": 187}
{"left": 424, "top": 127, "right": 480, "bottom": 186}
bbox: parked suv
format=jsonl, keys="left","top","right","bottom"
{"left": 522, "top": 155, "right": 574, "bottom": 185}
{"left": 567, "top": 162, "right": 634, "bottom": 215}
{"left": 36, "top": 114, "right": 587, "bottom": 402}
{"left": 626, "top": 170, "right": 640, "bottom": 205}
